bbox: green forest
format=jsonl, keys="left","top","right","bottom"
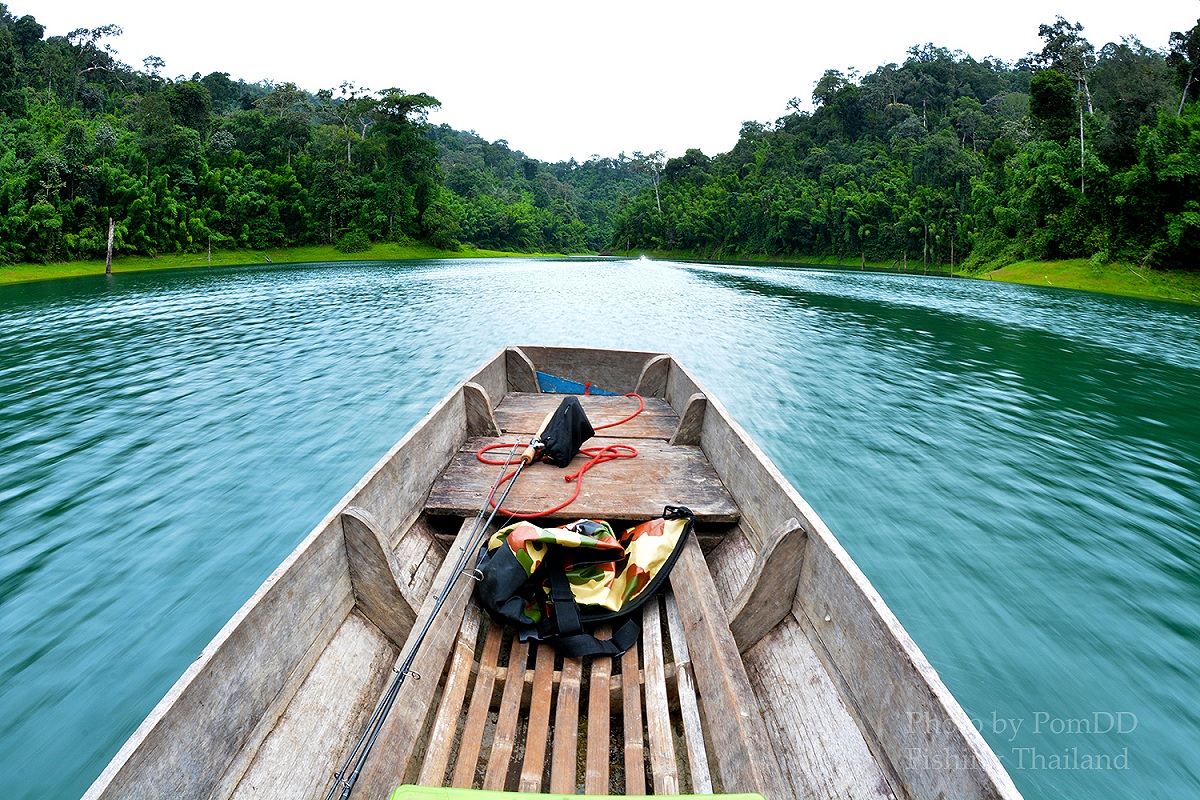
{"left": 2, "top": 5, "right": 1200, "bottom": 272}
{"left": 613, "top": 18, "right": 1200, "bottom": 272}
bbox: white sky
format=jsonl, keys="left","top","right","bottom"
{"left": 22, "top": 0, "right": 1200, "bottom": 163}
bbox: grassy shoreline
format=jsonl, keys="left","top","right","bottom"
{"left": 0, "top": 243, "right": 548, "bottom": 287}
{"left": 976, "top": 259, "right": 1200, "bottom": 305}
{"left": 5, "top": 246, "right": 1199, "bottom": 306}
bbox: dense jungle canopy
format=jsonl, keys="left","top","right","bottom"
{"left": 2, "top": 6, "right": 1199, "bottom": 269}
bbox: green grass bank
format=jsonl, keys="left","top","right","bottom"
{"left": 0, "top": 243, "right": 544, "bottom": 287}
{"left": 978, "top": 259, "right": 1200, "bottom": 305}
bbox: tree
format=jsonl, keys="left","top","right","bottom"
{"left": 0, "top": 22, "right": 18, "bottom": 114}
{"left": 1092, "top": 38, "right": 1172, "bottom": 166}
{"left": 812, "top": 69, "right": 852, "bottom": 108}
{"left": 631, "top": 150, "right": 666, "bottom": 215}
{"left": 254, "top": 81, "right": 308, "bottom": 119}
{"left": 164, "top": 81, "right": 212, "bottom": 135}
{"left": 63, "top": 24, "right": 124, "bottom": 103}
{"left": 1035, "top": 16, "right": 1096, "bottom": 114}
{"left": 317, "top": 82, "right": 375, "bottom": 165}
{"left": 142, "top": 54, "right": 164, "bottom": 80}
{"left": 1030, "top": 70, "right": 1076, "bottom": 144}
{"left": 369, "top": 88, "right": 441, "bottom": 238}
{"left": 199, "top": 71, "right": 242, "bottom": 113}
{"left": 1168, "top": 19, "right": 1200, "bottom": 115}
{"left": 255, "top": 83, "right": 311, "bottom": 166}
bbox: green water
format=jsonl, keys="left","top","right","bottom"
{"left": 1, "top": 258, "right": 1197, "bottom": 798}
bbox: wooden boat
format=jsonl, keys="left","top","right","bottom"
{"left": 84, "top": 346, "right": 1022, "bottom": 800}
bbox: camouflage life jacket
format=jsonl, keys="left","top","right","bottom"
{"left": 474, "top": 506, "right": 694, "bottom": 658}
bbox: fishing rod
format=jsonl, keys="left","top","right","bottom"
{"left": 326, "top": 431, "right": 545, "bottom": 800}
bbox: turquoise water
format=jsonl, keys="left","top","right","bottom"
{"left": 1, "top": 258, "right": 1197, "bottom": 798}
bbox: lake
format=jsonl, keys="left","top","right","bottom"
{"left": 1, "top": 257, "right": 1197, "bottom": 798}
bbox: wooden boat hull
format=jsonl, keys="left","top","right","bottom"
{"left": 85, "top": 346, "right": 1021, "bottom": 799}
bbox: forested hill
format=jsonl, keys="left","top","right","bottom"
{"left": 3, "top": 6, "right": 1200, "bottom": 271}
{"left": 613, "top": 18, "right": 1200, "bottom": 271}
{"left": 0, "top": 5, "right": 652, "bottom": 263}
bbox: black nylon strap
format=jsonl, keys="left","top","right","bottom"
{"left": 544, "top": 568, "right": 640, "bottom": 657}
{"left": 547, "top": 568, "right": 582, "bottom": 636}
{"left": 553, "top": 618, "right": 641, "bottom": 658}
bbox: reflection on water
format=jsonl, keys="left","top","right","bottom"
{"left": 1, "top": 259, "right": 1197, "bottom": 798}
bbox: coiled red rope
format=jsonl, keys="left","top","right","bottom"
{"left": 477, "top": 393, "right": 644, "bottom": 519}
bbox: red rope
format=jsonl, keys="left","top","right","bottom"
{"left": 476, "top": 393, "right": 643, "bottom": 519}
{"left": 593, "top": 393, "right": 644, "bottom": 430}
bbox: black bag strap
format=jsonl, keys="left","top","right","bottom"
{"left": 542, "top": 569, "right": 641, "bottom": 658}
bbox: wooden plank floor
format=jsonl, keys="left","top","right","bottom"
{"left": 426, "top": 392, "right": 738, "bottom": 523}
{"left": 427, "top": 437, "right": 738, "bottom": 523}
{"left": 412, "top": 594, "right": 715, "bottom": 795}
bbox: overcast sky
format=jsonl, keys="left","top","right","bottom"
{"left": 23, "top": 1, "right": 1200, "bottom": 163}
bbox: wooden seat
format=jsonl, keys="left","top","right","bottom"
{"left": 411, "top": 593, "right": 699, "bottom": 794}
{"left": 407, "top": 534, "right": 787, "bottom": 797}
{"left": 424, "top": 393, "right": 741, "bottom": 524}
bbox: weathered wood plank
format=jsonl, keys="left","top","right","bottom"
{"left": 665, "top": 592, "right": 713, "bottom": 794}
{"left": 518, "top": 644, "right": 556, "bottom": 792}
{"left": 708, "top": 520, "right": 758, "bottom": 610}
{"left": 584, "top": 629, "right": 612, "bottom": 794}
{"left": 484, "top": 637, "right": 529, "bottom": 790}
{"left": 506, "top": 347, "right": 540, "bottom": 393}
{"left": 352, "top": 518, "right": 491, "bottom": 799}
{"left": 451, "top": 620, "right": 502, "bottom": 789}
{"left": 669, "top": 392, "right": 708, "bottom": 447}
{"left": 515, "top": 346, "right": 666, "bottom": 395}
{"left": 85, "top": 519, "right": 354, "bottom": 800}
{"left": 634, "top": 353, "right": 671, "bottom": 397}
{"left": 670, "top": 534, "right": 789, "bottom": 798}
{"left": 427, "top": 437, "right": 739, "bottom": 523}
{"left": 416, "top": 604, "right": 482, "bottom": 787}
{"left": 743, "top": 614, "right": 894, "bottom": 799}
{"left": 341, "top": 507, "right": 416, "bottom": 648}
{"left": 463, "top": 382, "right": 500, "bottom": 437}
{"left": 228, "top": 613, "right": 397, "bottom": 800}
{"left": 494, "top": 393, "right": 677, "bottom": 440}
{"left": 728, "top": 518, "right": 808, "bottom": 654}
{"left": 462, "top": 350, "right": 508, "bottom": 416}
{"left": 621, "top": 640, "right": 646, "bottom": 795}
{"left": 389, "top": 516, "right": 447, "bottom": 610}
{"left": 797, "top": 529, "right": 1023, "bottom": 800}
{"left": 549, "top": 657, "right": 583, "bottom": 793}
{"left": 641, "top": 598, "right": 678, "bottom": 795}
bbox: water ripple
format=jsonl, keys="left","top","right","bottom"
{"left": 1, "top": 259, "right": 1198, "bottom": 799}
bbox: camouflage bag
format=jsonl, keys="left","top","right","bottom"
{"left": 474, "top": 506, "right": 694, "bottom": 658}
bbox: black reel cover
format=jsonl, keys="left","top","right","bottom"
{"left": 537, "top": 395, "right": 594, "bottom": 466}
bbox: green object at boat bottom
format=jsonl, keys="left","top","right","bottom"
{"left": 389, "top": 787, "right": 766, "bottom": 800}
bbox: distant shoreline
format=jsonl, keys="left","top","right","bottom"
{"left": 4, "top": 247, "right": 1198, "bottom": 306}
{"left": 610, "top": 250, "right": 1200, "bottom": 307}
{"left": 0, "top": 244, "right": 555, "bottom": 287}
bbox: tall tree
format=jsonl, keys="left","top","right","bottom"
{"left": 1035, "top": 16, "right": 1096, "bottom": 114}
{"left": 317, "top": 82, "right": 375, "bottom": 165}
{"left": 63, "top": 24, "right": 124, "bottom": 104}
{"left": 631, "top": 150, "right": 665, "bottom": 215}
{"left": 1029, "top": 70, "right": 1076, "bottom": 143}
{"left": 1168, "top": 19, "right": 1200, "bottom": 115}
